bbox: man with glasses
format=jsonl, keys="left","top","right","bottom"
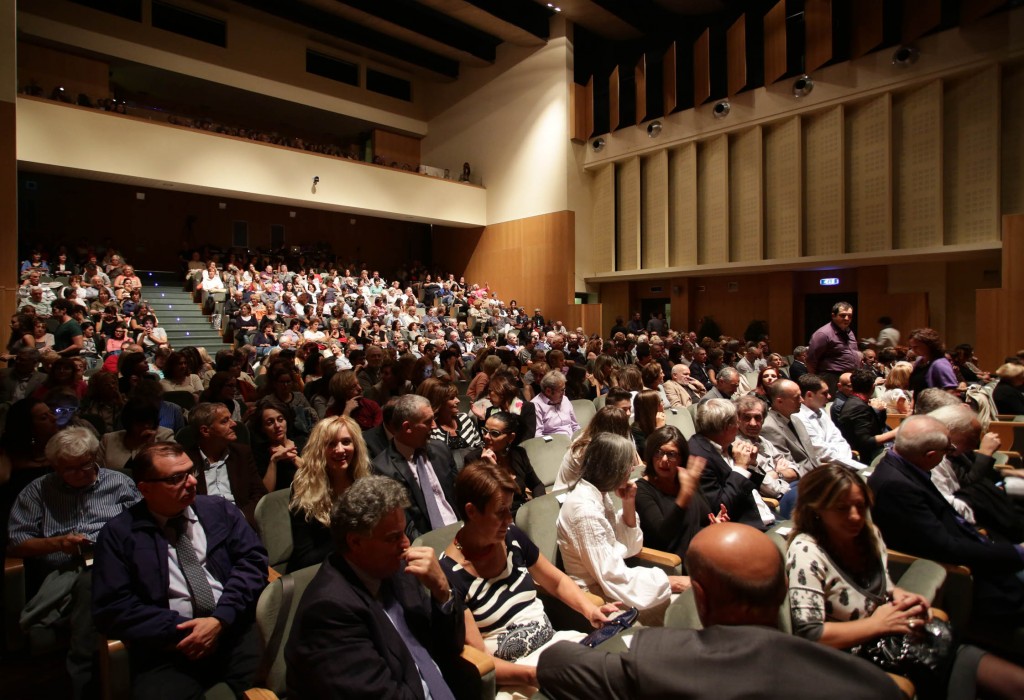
{"left": 8, "top": 427, "right": 139, "bottom": 698}
{"left": 532, "top": 370, "right": 580, "bottom": 438}
{"left": 93, "top": 441, "right": 268, "bottom": 698}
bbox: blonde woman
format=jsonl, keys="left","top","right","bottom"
{"left": 876, "top": 361, "right": 913, "bottom": 414}
{"left": 288, "top": 415, "right": 370, "bottom": 570}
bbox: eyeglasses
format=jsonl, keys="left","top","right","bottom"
{"left": 483, "top": 428, "right": 508, "bottom": 439}
{"left": 64, "top": 461, "right": 99, "bottom": 475}
{"left": 141, "top": 467, "right": 198, "bottom": 486}
{"left": 656, "top": 449, "right": 682, "bottom": 461}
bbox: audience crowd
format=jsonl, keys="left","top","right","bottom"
{"left": 5, "top": 241, "right": 1024, "bottom": 700}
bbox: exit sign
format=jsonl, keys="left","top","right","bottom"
{"left": 819, "top": 277, "right": 840, "bottom": 286}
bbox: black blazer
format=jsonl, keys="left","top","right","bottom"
{"left": 186, "top": 442, "right": 268, "bottom": 527}
{"left": 688, "top": 434, "right": 768, "bottom": 531}
{"left": 836, "top": 396, "right": 885, "bottom": 464}
{"left": 371, "top": 439, "right": 458, "bottom": 540}
{"left": 285, "top": 552, "right": 466, "bottom": 699}
{"left": 868, "top": 451, "right": 1024, "bottom": 620}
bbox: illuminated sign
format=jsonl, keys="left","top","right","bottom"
{"left": 819, "top": 277, "right": 840, "bottom": 286}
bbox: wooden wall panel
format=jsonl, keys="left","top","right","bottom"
{"left": 851, "top": 0, "right": 884, "bottom": 58}
{"left": 944, "top": 67, "right": 1000, "bottom": 244}
{"left": 591, "top": 164, "right": 616, "bottom": 273}
{"left": 616, "top": 157, "right": 641, "bottom": 271}
{"left": 17, "top": 43, "right": 110, "bottom": 100}
{"left": 893, "top": 81, "right": 943, "bottom": 249}
{"left": 805, "top": 0, "right": 834, "bottom": 72}
{"left": 727, "top": 14, "right": 748, "bottom": 97}
{"left": 565, "top": 304, "right": 603, "bottom": 338}
{"left": 845, "top": 94, "right": 892, "bottom": 253}
{"left": 764, "top": 0, "right": 789, "bottom": 84}
{"left": 372, "top": 129, "right": 421, "bottom": 167}
{"left": 570, "top": 82, "right": 589, "bottom": 142}
{"left": 585, "top": 76, "right": 595, "bottom": 138}
{"left": 975, "top": 215, "right": 1024, "bottom": 369}
{"left": 599, "top": 281, "right": 631, "bottom": 338}
{"left": 694, "top": 29, "right": 711, "bottom": 105}
{"left": 728, "top": 126, "right": 763, "bottom": 262}
{"left": 765, "top": 117, "right": 802, "bottom": 259}
{"left": 1001, "top": 62, "right": 1024, "bottom": 216}
{"left": 609, "top": 65, "right": 621, "bottom": 132}
{"left": 697, "top": 135, "right": 729, "bottom": 265}
{"left": 663, "top": 43, "right": 677, "bottom": 114}
{"left": 0, "top": 100, "right": 15, "bottom": 325}
{"left": 669, "top": 142, "right": 698, "bottom": 267}
{"left": 642, "top": 151, "right": 669, "bottom": 268}
{"left": 903, "top": 0, "right": 942, "bottom": 43}
{"left": 803, "top": 106, "right": 844, "bottom": 256}
{"left": 635, "top": 55, "right": 647, "bottom": 124}
{"left": 961, "top": 0, "right": 1007, "bottom": 25}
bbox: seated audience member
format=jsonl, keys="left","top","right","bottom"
{"left": 698, "top": 366, "right": 740, "bottom": 404}
{"left": 760, "top": 379, "right": 822, "bottom": 476}
{"left": 557, "top": 433, "right": 691, "bottom": 625}
{"left": 689, "top": 346, "right": 713, "bottom": 390}
{"left": 630, "top": 388, "right": 665, "bottom": 456}
{"left": 326, "top": 368, "right": 383, "bottom": 431}
{"left": 284, "top": 476, "right": 466, "bottom": 699}
{"left": 736, "top": 344, "right": 765, "bottom": 374}
{"left": 869, "top": 415, "right": 1024, "bottom": 624}
{"left": 538, "top": 523, "right": 903, "bottom": 700}
{"left": 365, "top": 357, "right": 413, "bottom": 405}
{"left": 81, "top": 370, "right": 125, "bottom": 434}
{"left": 441, "top": 461, "right": 619, "bottom": 694}
{"left": 793, "top": 373, "right": 854, "bottom": 463}
{"left": 371, "top": 394, "right": 459, "bottom": 539}
{"left": 830, "top": 372, "right": 854, "bottom": 423}
{"left": 531, "top": 370, "right": 580, "bottom": 438}
{"left": 465, "top": 411, "right": 545, "bottom": 514}
{"left": 0, "top": 347, "right": 46, "bottom": 404}
{"left": 288, "top": 415, "right": 370, "bottom": 571}
{"left": 355, "top": 344, "right": 385, "bottom": 394}
{"left": 747, "top": 366, "right": 779, "bottom": 412}
{"left": 554, "top": 406, "right": 631, "bottom": 490}
{"left": 837, "top": 369, "right": 898, "bottom": 465}
{"left": 260, "top": 361, "right": 319, "bottom": 439}
{"left": 248, "top": 396, "right": 302, "bottom": 492}
{"left": 993, "top": 363, "right": 1024, "bottom": 416}
{"left": 636, "top": 425, "right": 718, "bottom": 562}
{"left": 420, "top": 377, "right": 481, "bottom": 451}
{"left": 97, "top": 396, "right": 176, "bottom": 471}
{"left": 483, "top": 374, "right": 537, "bottom": 445}
{"left": 689, "top": 399, "right": 773, "bottom": 530}
{"left": 734, "top": 395, "right": 795, "bottom": 501}
{"left": 877, "top": 361, "right": 914, "bottom": 414}
{"left": 160, "top": 350, "right": 204, "bottom": 401}
{"left": 8, "top": 427, "right": 139, "bottom": 697}
{"left": 662, "top": 363, "right": 704, "bottom": 407}
{"left": 184, "top": 402, "right": 268, "bottom": 526}
{"left": 789, "top": 464, "right": 1024, "bottom": 699}
{"left": 92, "top": 442, "right": 268, "bottom": 699}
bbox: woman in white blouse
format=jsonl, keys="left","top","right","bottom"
{"left": 557, "top": 432, "right": 690, "bottom": 625}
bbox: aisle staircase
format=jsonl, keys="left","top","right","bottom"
{"left": 138, "top": 270, "right": 231, "bottom": 353}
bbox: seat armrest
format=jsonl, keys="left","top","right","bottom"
{"left": 930, "top": 608, "right": 949, "bottom": 622}
{"left": 99, "top": 638, "right": 130, "bottom": 700}
{"left": 461, "top": 644, "right": 496, "bottom": 676}
{"left": 762, "top": 497, "right": 779, "bottom": 510}
{"left": 886, "top": 673, "right": 915, "bottom": 699}
{"left": 584, "top": 592, "right": 604, "bottom": 607}
{"left": 243, "top": 690, "right": 279, "bottom": 700}
{"left": 886, "top": 549, "right": 971, "bottom": 577}
{"left": 4, "top": 557, "right": 26, "bottom": 652}
{"left": 635, "top": 547, "right": 682, "bottom": 569}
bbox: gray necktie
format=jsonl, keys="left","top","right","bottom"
{"left": 381, "top": 582, "right": 455, "bottom": 700}
{"left": 414, "top": 453, "right": 446, "bottom": 531}
{"left": 168, "top": 515, "right": 216, "bottom": 618}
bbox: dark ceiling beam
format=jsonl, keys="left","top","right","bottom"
{"left": 233, "top": 0, "right": 459, "bottom": 78}
{"left": 586, "top": 0, "right": 682, "bottom": 36}
{"left": 460, "top": 0, "right": 551, "bottom": 41}
{"left": 333, "top": 0, "right": 500, "bottom": 62}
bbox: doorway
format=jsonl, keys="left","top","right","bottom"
{"left": 803, "top": 292, "right": 858, "bottom": 343}
{"left": 640, "top": 297, "right": 670, "bottom": 330}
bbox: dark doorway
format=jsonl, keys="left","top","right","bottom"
{"left": 804, "top": 293, "right": 858, "bottom": 343}
{"left": 640, "top": 297, "right": 670, "bottom": 330}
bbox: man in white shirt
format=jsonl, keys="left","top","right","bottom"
{"left": 792, "top": 373, "right": 854, "bottom": 463}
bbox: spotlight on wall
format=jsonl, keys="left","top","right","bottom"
{"left": 892, "top": 46, "right": 919, "bottom": 67}
{"left": 592, "top": 137, "right": 606, "bottom": 152}
{"left": 313, "top": 176, "right": 320, "bottom": 185}
{"left": 712, "top": 100, "right": 730, "bottom": 119}
{"left": 793, "top": 75, "right": 814, "bottom": 98}
{"left": 646, "top": 120, "right": 663, "bottom": 138}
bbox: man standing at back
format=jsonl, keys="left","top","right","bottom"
{"left": 806, "top": 301, "right": 858, "bottom": 395}
{"left": 537, "top": 523, "right": 902, "bottom": 700}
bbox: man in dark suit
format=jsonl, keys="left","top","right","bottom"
{"left": 362, "top": 398, "right": 397, "bottom": 459}
{"left": 689, "top": 346, "right": 713, "bottom": 391}
{"left": 371, "top": 394, "right": 459, "bottom": 539}
{"left": 285, "top": 476, "right": 466, "bottom": 699}
{"left": 537, "top": 523, "right": 901, "bottom": 700}
{"left": 760, "top": 379, "right": 821, "bottom": 477}
{"left": 689, "top": 399, "right": 773, "bottom": 530}
{"left": 869, "top": 415, "right": 1024, "bottom": 623}
{"left": 788, "top": 345, "right": 809, "bottom": 383}
{"left": 93, "top": 442, "right": 268, "bottom": 699}
{"left": 836, "top": 369, "right": 898, "bottom": 465}
{"left": 184, "top": 402, "right": 267, "bottom": 526}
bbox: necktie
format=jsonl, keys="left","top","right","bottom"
{"left": 414, "top": 453, "right": 447, "bottom": 531}
{"left": 168, "top": 515, "right": 216, "bottom": 618}
{"left": 381, "top": 582, "right": 455, "bottom": 700}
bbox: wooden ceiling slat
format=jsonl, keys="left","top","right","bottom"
{"left": 850, "top": 0, "right": 885, "bottom": 59}
{"left": 764, "top": 0, "right": 788, "bottom": 84}
{"left": 960, "top": 0, "right": 1006, "bottom": 24}
{"left": 635, "top": 54, "right": 647, "bottom": 124}
{"left": 663, "top": 42, "right": 677, "bottom": 115}
{"left": 610, "top": 65, "right": 621, "bottom": 132}
{"left": 727, "top": 14, "right": 748, "bottom": 97}
{"left": 694, "top": 29, "right": 711, "bottom": 106}
{"left": 902, "top": 0, "right": 942, "bottom": 43}
{"left": 805, "top": 0, "right": 834, "bottom": 72}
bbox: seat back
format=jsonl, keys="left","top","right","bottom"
{"left": 520, "top": 434, "right": 571, "bottom": 488}
{"left": 255, "top": 564, "right": 322, "bottom": 695}
{"left": 663, "top": 587, "right": 703, "bottom": 630}
{"left": 571, "top": 400, "right": 597, "bottom": 432}
{"left": 514, "top": 491, "right": 564, "bottom": 565}
{"left": 255, "top": 490, "right": 294, "bottom": 573}
{"left": 163, "top": 390, "right": 196, "bottom": 411}
{"left": 765, "top": 528, "right": 792, "bottom": 634}
{"left": 664, "top": 407, "right": 696, "bottom": 440}
{"left": 593, "top": 394, "right": 607, "bottom": 411}
{"left": 412, "top": 522, "right": 463, "bottom": 559}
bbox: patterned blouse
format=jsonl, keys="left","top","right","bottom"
{"left": 430, "top": 412, "right": 482, "bottom": 450}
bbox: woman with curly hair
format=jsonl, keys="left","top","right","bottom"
{"left": 907, "top": 327, "right": 958, "bottom": 400}
{"left": 288, "top": 415, "right": 370, "bottom": 571}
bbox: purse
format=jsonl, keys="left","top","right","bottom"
{"left": 579, "top": 607, "right": 640, "bottom": 648}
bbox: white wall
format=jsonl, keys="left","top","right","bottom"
{"left": 17, "top": 98, "right": 486, "bottom": 226}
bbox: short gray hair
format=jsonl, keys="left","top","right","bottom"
{"left": 45, "top": 427, "right": 99, "bottom": 463}
{"left": 540, "top": 370, "right": 566, "bottom": 390}
{"left": 930, "top": 404, "right": 977, "bottom": 437}
{"left": 391, "top": 393, "right": 430, "bottom": 431}
{"left": 580, "top": 433, "right": 636, "bottom": 493}
{"left": 330, "top": 476, "right": 411, "bottom": 551}
{"left": 717, "top": 367, "right": 739, "bottom": 383}
{"left": 189, "top": 402, "right": 227, "bottom": 428}
{"left": 735, "top": 395, "right": 765, "bottom": 416}
{"left": 894, "top": 415, "right": 949, "bottom": 458}
{"left": 696, "top": 399, "right": 737, "bottom": 436}
{"left": 793, "top": 346, "right": 808, "bottom": 356}
{"left": 913, "top": 388, "right": 961, "bottom": 415}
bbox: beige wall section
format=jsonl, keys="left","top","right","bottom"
{"left": 431, "top": 211, "right": 576, "bottom": 327}
{"left": 893, "top": 81, "right": 943, "bottom": 249}
{"left": 17, "top": 98, "right": 486, "bottom": 226}
{"left": 18, "top": 3, "right": 428, "bottom": 133}
{"left": 615, "top": 157, "right": 640, "bottom": 271}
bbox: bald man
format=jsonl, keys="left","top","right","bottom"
{"left": 536, "top": 524, "right": 902, "bottom": 700}
{"left": 869, "top": 415, "right": 1024, "bottom": 624}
